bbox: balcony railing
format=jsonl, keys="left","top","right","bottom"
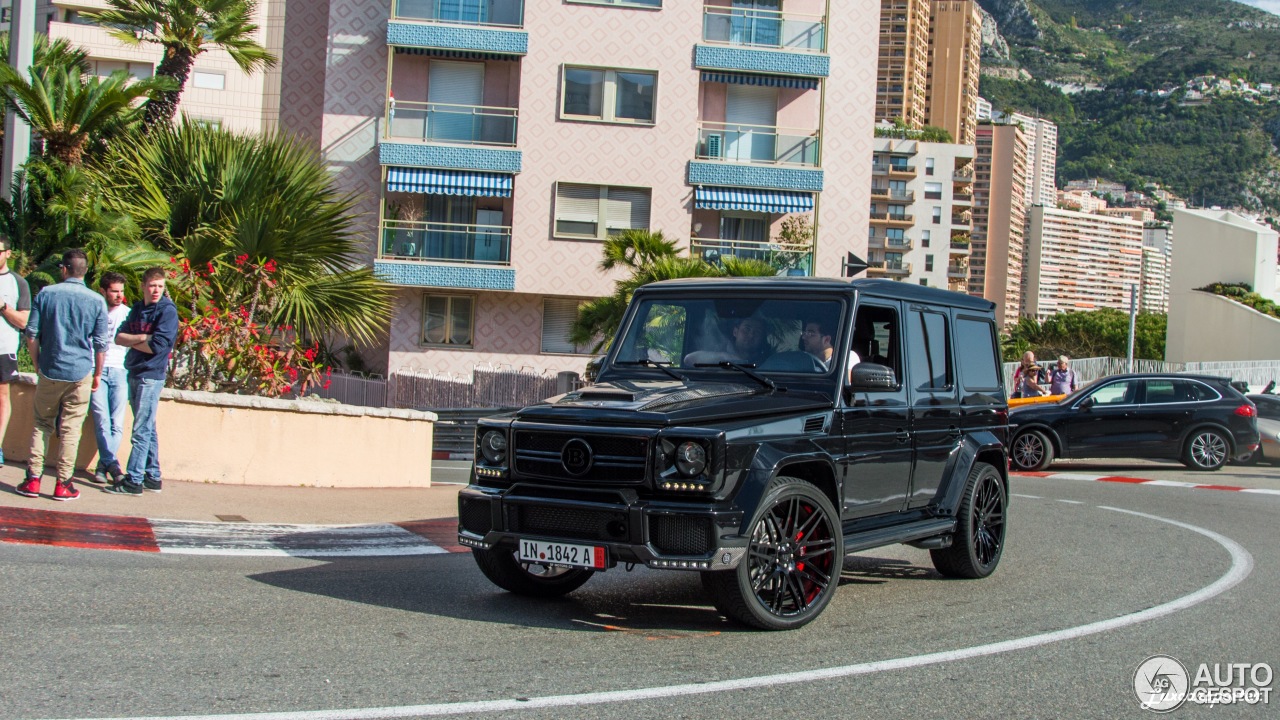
{"left": 872, "top": 162, "right": 915, "bottom": 175}
{"left": 392, "top": 0, "right": 524, "bottom": 27}
{"left": 953, "top": 167, "right": 974, "bottom": 180}
{"left": 869, "top": 260, "right": 912, "bottom": 275}
{"left": 691, "top": 238, "right": 813, "bottom": 276}
{"left": 870, "top": 212, "right": 913, "bottom": 224}
{"left": 869, "top": 235, "right": 913, "bottom": 251}
{"left": 386, "top": 100, "right": 518, "bottom": 147}
{"left": 696, "top": 121, "right": 820, "bottom": 167}
{"left": 871, "top": 187, "right": 914, "bottom": 202}
{"left": 381, "top": 220, "right": 511, "bottom": 265}
{"left": 947, "top": 264, "right": 968, "bottom": 279}
{"left": 701, "top": 6, "right": 825, "bottom": 52}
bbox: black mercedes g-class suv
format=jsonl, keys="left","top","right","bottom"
{"left": 458, "top": 277, "right": 1009, "bottom": 629}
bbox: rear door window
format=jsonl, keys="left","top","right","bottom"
{"left": 955, "top": 317, "right": 1000, "bottom": 395}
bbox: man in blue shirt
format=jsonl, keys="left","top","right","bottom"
{"left": 107, "top": 267, "right": 178, "bottom": 496}
{"left": 15, "top": 250, "right": 108, "bottom": 501}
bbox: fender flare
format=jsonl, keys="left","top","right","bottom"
{"left": 936, "top": 431, "right": 1008, "bottom": 515}
{"left": 729, "top": 441, "right": 839, "bottom": 534}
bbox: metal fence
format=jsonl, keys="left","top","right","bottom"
{"left": 391, "top": 366, "right": 569, "bottom": 411}
{"left": 1002, "top": 357, "right": 1280, "bottom": 391}
{"left": 308, "top": 371, "right": 389, "bottom": 408}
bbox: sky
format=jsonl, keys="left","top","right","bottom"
{"left": 1236, "top": 0, "right": 1280, "bottom": 16}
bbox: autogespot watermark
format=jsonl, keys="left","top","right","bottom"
{"left": 1134, "top": 655, "right": 1274, "bottom": 713}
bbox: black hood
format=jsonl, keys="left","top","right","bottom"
{"left": 515, "top": 379, "right": 834, "bottom": 427}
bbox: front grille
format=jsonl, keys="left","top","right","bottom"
{"left": 649, "top": 515, "right": 714, "bottom": 556}
{"left": 506, "top": 504, "right": 629, "bottom": 543}
{"left": 513, "top": 431, "right": 648, "bottom": 484}
{"left": 459, "top": 497, "right": 492, "bottom": 535}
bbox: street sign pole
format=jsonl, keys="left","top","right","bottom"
{"left": 1, "top": 0, "right": 36, "bottom": 199}
{"left": 1126, "top": 284, "right": 1137, "bottom": 373}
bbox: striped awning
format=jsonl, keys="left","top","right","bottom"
{"left": 699, "top": 71, "right": 819, "bottom": 91}
{"left": 393, "top": 47, "right": 518, "bottom": 61}
{"left": 386, "top": 167, "right": 513, "bottom": 197}
{"left": 695, "top": 186, "right": 814, "bottom": 214}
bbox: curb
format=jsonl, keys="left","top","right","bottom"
{"left": 432, "top": 451, "right": 475, "bottom": 461}
{"left": 1012, "top": 471, "right": 1280, "bottom": 495}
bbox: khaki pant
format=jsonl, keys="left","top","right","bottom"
{"left": 28, "top": 373, "right": 93, "bottom": 483}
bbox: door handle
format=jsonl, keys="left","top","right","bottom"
{"left": 895, "top": 429, "right": 911, "bottom": 443}
{"left": 946, "top": 425, "right": 962, "bottom": 438}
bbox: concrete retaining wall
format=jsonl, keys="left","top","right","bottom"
{"left": 2, "top": 375, "right": 437, "bottom": 488}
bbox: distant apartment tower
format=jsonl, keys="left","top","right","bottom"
{"left": 876, "top": 0, "right": 931, "bottom": 129}
{"left": 1057, "top": 189, "right": 1107, "bottom": 213}
{"left": 975, "top": 95, "right": 992, "bottom": 121}
{"left": 40, "top": 0, "right": 288, "bottom": 134}
{"left": 1141, "top": 224, "right": 1173, "bottom": 314}
{"left": 999, "top": 110, "right": 1057, "bottom": 208}
{"left": 970, "top": 122, "right": 1028, "bottom": 327}
{"left": 1023, "top": 206, "right": 1144, "bottom": 320}
{"left": 924, "top": 0, "right": 981, "bottom": 144}
{"left": 868, "top": 137, "right": 975, "bottom": 291}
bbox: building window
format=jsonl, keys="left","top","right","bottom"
{"left": 932, "top": 207, "right": 942, "bottom": 224}
{"left": 567, "top": 0, "right": 660, "bottom": 6}
{"left": 422, "top": 294, "right": 474, "bottom": 347}
{"left": 89, "top": 59, "right": 154, "bottom": 80}
{"left": 924, "top": 182, "right": 943, "bottom": 200}
{"left": 919, "top": 278, "right": 928, "bottom": 286}
{"left": 193, "top": 118, "right": 223, "bottom": 131}
{"left": 542, "top": 299, "right": 590, "bottom": 354}
{"left": 921, "top": 229, "right": 931, "bottom": 247}
{"left": 191, "top": 70, "right": 225, "bottom": 90}
{"left": 925, "top": 157, "right": 935, "bottom": 176}
{"left": 925, "top": 254, "right": 934, "bottom": 272}
{"left": 554, "top": 182, "right": 651, "bottom": 240}
{"left": 561, "top": 66, "right": 656, "bottom": 124}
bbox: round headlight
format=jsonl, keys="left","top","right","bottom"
{"left": 675, "top": 441, "right": 707, "bottom": 477}
{"left": 480, "top": 430, "right": 507, "bottom": 464}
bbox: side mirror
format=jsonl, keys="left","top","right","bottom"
{"left": 848, "top": 362, "right": 897, "bottom": 392}
{"left": 1078, "top": 396, "right": 1095, "bottom": 410}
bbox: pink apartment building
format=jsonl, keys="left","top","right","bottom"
{"left": 41, "top": 1, "right": 881, "bottom": 378}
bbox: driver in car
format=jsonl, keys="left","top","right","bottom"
{"left": 685, "top": 315, "right": 772, "bottom": 366}
{"left": 802, "top": 320, "right": 835, "bottom": 369}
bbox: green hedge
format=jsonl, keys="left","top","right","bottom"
{"left": 1196, "top": 282, "right": 1280, "bottom": 319}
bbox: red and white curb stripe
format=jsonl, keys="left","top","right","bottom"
{"left": 0, "top": 506, "right": 467, "bottom": 556}
{"left": 1013, "top": 471, "right": 1280, "bottom": 495}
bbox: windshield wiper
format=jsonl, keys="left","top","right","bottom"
{"left": 693, "top": 361, "right": 777, "bottom": 391}
{"left": 614, "top": 358, "right": 689, "bottom": 382}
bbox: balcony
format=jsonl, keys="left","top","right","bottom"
{"left": 386, "top": 100, "right": 518, "bottom": 147}
{"left": 871, "top": 187, "right": 914, "bottom": 202}
{"left": 702, "top": 5, "right": 825, "bottom": 53}
{"left": 867, "top": 260, "right": 912, "bottom": 276}
{"left": 947, "top": 263, "right": 968, "bottom": 279}
{"left": 380, "top": 220, "right": 512, "bottom": 266}
{"left": 869, "top": 211, "right": 913, "bottom": 225}
{"left": 691, "top": 237, "right": 813, "bottom": 276}
{"left": 953, "top": 166, "right": 974, "bottom": 181}
{"left": 868, "top": 236, "right": 914, "bottom": 252}
{"left": 388, "top": 0, "right": 527, "bottom": 55}
{"left": 696, "top": 122, "right": 820, "bottom": 168}
{"left": 872, "top": 162, "right": 915, "bottom": 176}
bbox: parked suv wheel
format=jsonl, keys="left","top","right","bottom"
{"left": 472, "top": 548, "right": 594, "bottom": 598}
{"left": 1182, "top": 428, "right": 1230, "bottom": 471}
{"left": 931, "top": 462, "right": 1006, "bottom": 579}
{"left": 1010, "top": 430, "right": 1054, "bottom": 472}
{"left": 702, "top": 477, "right": 842, "bottom": 630}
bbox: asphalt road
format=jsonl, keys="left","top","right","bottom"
{"left": 2, "top": 464, "right": 1277, "bottom": 720}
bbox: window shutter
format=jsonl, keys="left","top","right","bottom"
{"left": 605, "top": 187, "right": 650, "bottom": 232}
{"left": 542, "top": 298, "right": 583, "bottom": 354}
{"left": 556, "top": 183, "right": 602, "bottom": 224}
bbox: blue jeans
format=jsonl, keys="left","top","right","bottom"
{"left": 125, "top": 376, "right": 164, "bottom": 485}
{"left": 89, "top": 366, "right": 127, "bottom": 473}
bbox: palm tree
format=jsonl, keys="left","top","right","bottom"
{"left": 83, "top": 0, "right": 277, "bottom": 129}
{"left": 98, "top": 120, "right": 392, "bottom": 346}
{"left": 570, "top": 229, "right": 777, "bottom": 353}
{"left": 0, "top": 33, "right": 90, "bottom": 75}
{"left": 0, "top": 63, "right": 174, "bottom": 164}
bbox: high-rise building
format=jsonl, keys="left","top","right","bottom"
{"left": 875, "top": 0, "right": 932, "bottom": 129}
{"left": 925, "top": 0, "right": 981, "bottom": 145}
{"left": 1023, "top": 206, "right": 1144, "bottom": 320}
{"left": 1141, "top": 225, "right": 1173, "bottom": 314}
{"left": 970, "top": 122, "right": 1028, "bottom": 327}
{"left": 998, "top": 110, "right": 1057, "bottom": 209}
{"left": 868, "top": 137, "right": 974, "bottom": 291}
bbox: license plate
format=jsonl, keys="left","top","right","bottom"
{"left": 517, "top": 538, "right": 606, "bottom": 570}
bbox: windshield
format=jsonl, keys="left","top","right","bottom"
{"left": 611, "top": 295, "right": 845, "bottom": 376}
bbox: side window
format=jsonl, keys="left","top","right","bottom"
{"left": 1088, "top": 380, "right": 1137, "bottom": 406}
{"left": 1143, "top": 379, "right": 1178, "bottom": 404}
{"left": 955, "top": 317, "right": 1000, "bottom": 392}
{"left": 852, "top": 303, "right": 901, "bottom": 386}
{"left": 906, "top": 309, "right": 951, "bottom": 390}
{"left": 1185, "top": 381, "right": 1221, "bottom": 402}
{"left": 1255, "top": 397, "right": 1280, "bottom": 421}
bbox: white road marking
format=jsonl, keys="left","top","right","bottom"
{"left": 1241, "top": 488, "right": 1280, "bottom": 496}
{"left": 49, "top": 506, "right": 1254, "bottom": 720}
{"left": 150, "top": 520, "right": 448, "bottom": 557}
{"left": 1141, "top": 480, "right": 1201, "bottom": 488}
{"left": 1012, "top": 494, "right": 1042, "bottom": 499}
{"left": 1055, "top": 499, "right": 1085, "bottom": 505}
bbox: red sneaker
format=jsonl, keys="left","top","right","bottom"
{"left": 53, "top": 481, "right": 80, "bottom": 501}
{"left": 15, "top": 477, "right": 40, "bottom": 498}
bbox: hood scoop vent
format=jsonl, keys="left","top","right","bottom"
{"left": 803, "top": 415, "right": 827, "bottom": 434}
{"left": 573, "top": 390, "right": 638, "bottom": 402}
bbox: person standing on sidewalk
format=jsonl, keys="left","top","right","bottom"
{"left": 0, "top": 236, "right": 32, "bottom": 466}
{"left": 107, "top": 267, "right": 177, "bottom": 496}
{"left": 88, "top": 271, "right": 130, "bottom": 485}
{"left": 15, "top": 250, "right": 109, "bottom": 501}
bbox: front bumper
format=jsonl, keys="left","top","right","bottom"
{"left": 457, "top": 485, "right": 747, "bottom": 571}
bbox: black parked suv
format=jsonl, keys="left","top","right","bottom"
{"left": 459, "top": 278, "right": 1010, "bottom": 629}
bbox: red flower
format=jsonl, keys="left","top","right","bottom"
{"left": 303, "top": 348, "right": 316, "bottom": 362}
{"left": 235, "top": 254, "right": 249, "bottom": 266}
{"left": 207, "top": 261, "right": 216, "bottom": 274}
{"left": 263, "top": 259, "right": 278, "bottom": 274}
{"left": 322, "top": 380, "right": 332, "bottom": 390}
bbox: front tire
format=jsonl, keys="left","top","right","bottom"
{"left": 702, "top": 477, "right": 842, "bottom": 630}
{"left": 931, "top": 462, "right": 1006, "bottom": 579}
{"left": 1182, "top": 428, "right": 1230, "bottom": 471}
{"left": 472, "top": 547, "right": 594, "bottom": 598}
{"left": 1010, "top": 430, "right": 1054, "bottom": 471}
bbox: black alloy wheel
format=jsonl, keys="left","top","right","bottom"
{"left": 702, "top": 477, "right": 842, "bottom": 630}
{"left": 472, "top": 547, "right": 594, "bottom": 597}
{"left": 1183, "top": 428, "right": 1230, "bottom": 471}
{"left": 1011, "top": 430, "right": 1054, "bottom": 472}
{"left": 932, "top": 462, "right": 1006, "bottom": 579}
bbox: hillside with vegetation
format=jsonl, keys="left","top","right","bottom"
{"left": 976, "top": 0, "right": 1280, "bottom": 215}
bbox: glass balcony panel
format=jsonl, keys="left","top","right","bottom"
{"left": 702, "top": 6, "right": 825, "bottom": 52}
{"left": 697, "top": 122, "right": 819, "bottom": 167}
{"left": 386, "top": 101, "right": 518, "bottom": 146}
{"left": 381, "top": 220, "right": 511, "bottom": 265}
{"left": 691, "top": 238, "right": 813, "bottom": 276}
{"left": 394, "top": 0, "right": 524, "bottom": 27}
